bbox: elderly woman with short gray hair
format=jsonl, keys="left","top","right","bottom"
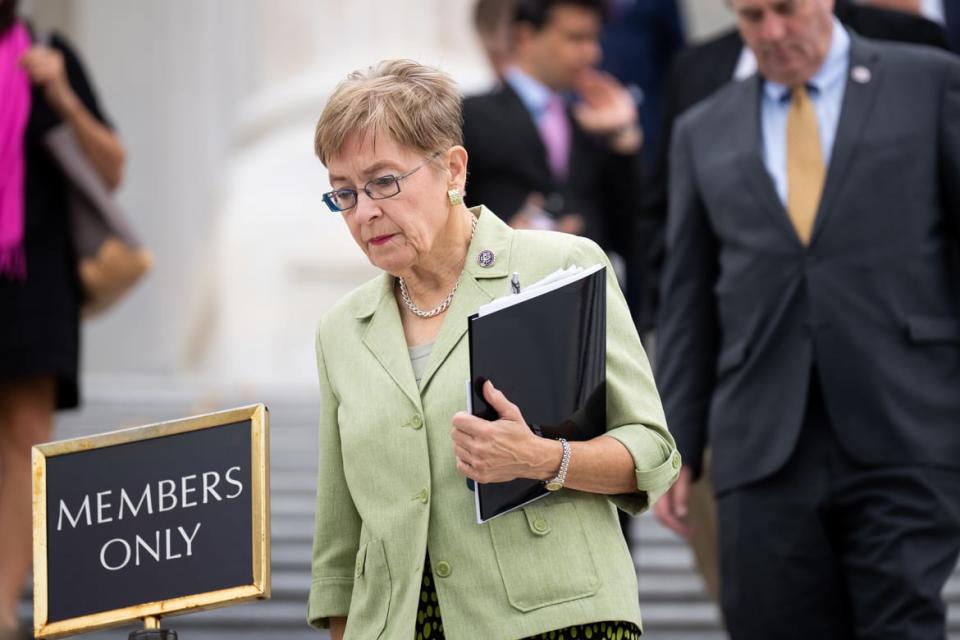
{"left": 307, "top": 59, "right": 679, "bottom": 640}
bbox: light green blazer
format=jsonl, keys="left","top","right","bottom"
{"left": 308, "top": 207, "right": 680, "bottom": 639}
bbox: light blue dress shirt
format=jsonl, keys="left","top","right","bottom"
{"left": 504, "top": 66, "right": 559, "bottom": 124}
{"left": 761, "top": 18, "right": 850, "bottom": 206}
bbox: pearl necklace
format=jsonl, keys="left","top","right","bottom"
{"left": 397, "top": 215, "right": 478, "bottom": 319}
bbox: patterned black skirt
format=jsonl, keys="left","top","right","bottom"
{"left": 415, "top": 555, "right": 642, "bottom": 640}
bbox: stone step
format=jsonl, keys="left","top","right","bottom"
{"left": 26, "top": 398, "right": 960, "bottom": 640}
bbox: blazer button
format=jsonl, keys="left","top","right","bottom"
{"left": 434, "top": 560, "right": 452, "bottom": 578}
{"left": 671, "top": 452, "right": 681, "bottom": 470}
{"left": 532, "top": 518, "right": 549, "bottom": 534}
{"left": 411, "top": 415, "right": 423, "bottom": 429}
{"left": 414, "top": 488, "right": 429, "bottom": 504}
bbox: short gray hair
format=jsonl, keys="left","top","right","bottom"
{"left": 314, "top": 59, "right": 463, "bottom": 166}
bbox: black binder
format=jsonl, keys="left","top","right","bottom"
{"left": 467, "top": 264, "right": 606, "bottom": 522}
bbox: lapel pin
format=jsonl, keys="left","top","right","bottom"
{"left": 477, "top": 249, "right": 496, "bottom": 268}
{"left": 851, "top": 65, "right": 871, "bottom": 84}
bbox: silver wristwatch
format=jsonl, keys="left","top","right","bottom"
{"left": 544, "top": 438, "right": 570, "bottom": 492}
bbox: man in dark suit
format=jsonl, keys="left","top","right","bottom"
{"left": 660, "top": 0, "right": 947, "bottom": 140}
{"left": 655, "top": 0, "right": 960, "bottom": 636}
{"left": 462, "top": 0, "right": 644, "bottom": 263}
{"left": 639, "top": 0, "right": 952, "bottom": 606}
{"left": 632, "top": 0, "right": 949, "bottom": 331}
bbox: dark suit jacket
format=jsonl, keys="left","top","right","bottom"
{"left": 656, "top": 34, "right": 960, "bottom": 494}
{"left": 633, "top": 1, "right": 952, "bottom": 330}
{"left": 462, "top": 84, "right": 642, "bottom": 257}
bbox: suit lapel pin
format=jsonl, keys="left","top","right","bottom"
{"left": 851, "top": 65, "right": 872, "bottom": 84}
{"left": 477, "top": 249, "right": 496, "bottom": 268}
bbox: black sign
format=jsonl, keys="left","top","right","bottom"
{"left": 33, "top": 405, "right": 269, "bottom": 638}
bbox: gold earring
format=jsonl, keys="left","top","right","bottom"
{"left": 447, "top": 188, "right": 463, "bottom": 206}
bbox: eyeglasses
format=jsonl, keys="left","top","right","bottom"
{"left": 322, "top": 152, "right": 441, "bottom": 213}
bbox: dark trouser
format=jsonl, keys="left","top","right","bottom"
{"left": 717, "top": 377, "right": 960, "bottom": 640}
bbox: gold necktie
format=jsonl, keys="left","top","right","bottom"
{"left": 786, "top": 85, "right": 825, "bottom": 245}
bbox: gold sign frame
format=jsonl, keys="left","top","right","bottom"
{"left": 32, "top": 404, "right": 271, "bottom": 639}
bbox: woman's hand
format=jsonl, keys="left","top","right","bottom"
{"left": 20, "top": 45, "right": 79, "bottom": 117}
{"left": 451, "top": 381, "right": 559, "bottom": 484}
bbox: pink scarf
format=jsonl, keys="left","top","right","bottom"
{"left": 0, "top": 22, "right": 32, "bottom": 280}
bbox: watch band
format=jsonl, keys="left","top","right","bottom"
{"left": 544, "top": 438, "right": 570, "bottom": 492}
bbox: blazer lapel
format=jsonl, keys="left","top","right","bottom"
{"left": 810, "top": 34, "right": 882, "bottom": 245}
{"left": 735, "top": 76, "right": 800, "bottom": 244}
{"left": 360, "top": 274, "right": 423, "bottom": 412}
{"left": 419, "top": 207, "right": 513, "bottom": 392}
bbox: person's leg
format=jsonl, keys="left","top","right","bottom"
{"left": 718, "top": 481, "right": 852, "bottom": 639}
{"left": 717, "top": 384, "right": 853, "bottom": 640}
{"left": 0, "top": 377, "right": 56, "bottom": 631}
{"left": 833, "top": 463, "right": 960, "bottom": 640}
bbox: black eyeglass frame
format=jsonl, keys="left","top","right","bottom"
{"left": 322, "top": 151, "right": 442, "bottom": 213}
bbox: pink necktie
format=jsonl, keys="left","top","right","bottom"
{"left": 538, "top": 94, "right": 570, "bottom": 181}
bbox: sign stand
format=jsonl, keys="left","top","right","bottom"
{"left": 128, "top": 616, "right": 176, "bottom": 640}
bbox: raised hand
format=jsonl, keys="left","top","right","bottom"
{"left": 573, "top": 68, "right": 643, "bottom": 154}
